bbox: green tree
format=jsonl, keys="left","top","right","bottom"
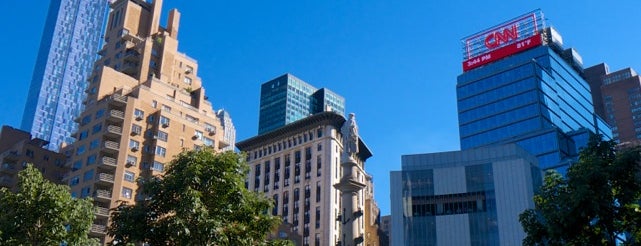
{"left": 109, "top": 149, "right": 287, "bottom": 245}
{"left": 0, "top": 164, "right": 98, "bottom": 245}
{"left": 520, "top": 134, "right": 641, "bottom": 245}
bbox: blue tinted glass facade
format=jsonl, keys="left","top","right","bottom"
{"left": 258, "top": 74, "right": 345, "bottom": 134}
{"left": 457, "top": 45, "right": 612, "bottom": 170}
{"left": 21, "top": 0, "right": 109, "bottom": 151}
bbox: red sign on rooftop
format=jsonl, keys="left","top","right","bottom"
{"left": 462, "top": 10, "right": 545, "bottom": 72}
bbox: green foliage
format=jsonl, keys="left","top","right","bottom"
{"left": 0, "top": 164, "right": 98, "bottom": 245}
{"left": 109, "top": 149, "right": 285, "bottom": 245}
{"left": 520, "top": 134, "right": 641, "bottom": 245}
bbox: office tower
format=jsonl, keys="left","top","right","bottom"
{"left": 0, "top": 125, "right": 68, "bottom": 190}
{"left": 237, "top": 111, "right": 375, "bottom": 246}
{"left": 64, "top": 0, "right": 233, "bottom": 243}
{"left": 585, "top": 64, "right": 641, "bottom": 145}
{"left": 390, "top": 144, "right": 541, "bottom": 246}
{"left": 258, "top": 74, "right": 345, "bottom": 134}
{"left": 457, "top": 10, "right": 611, "bottom": 171}
{"left": 22, "top": 0, "right": 111, "bottom": 151}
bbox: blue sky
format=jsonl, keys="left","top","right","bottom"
{"left": 1, "top": 0, "right": 640, "bottom": 215}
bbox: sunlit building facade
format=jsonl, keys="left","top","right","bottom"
{"left": 63, "top": 0, "right": 233, "bottom": 244}
{"left": 585, "top": 64, "right": 641, "bottom": 145}
{"left": 22, "top": 0, "right": 111, "bottom": 151}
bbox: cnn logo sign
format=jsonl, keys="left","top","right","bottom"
{"left": 484, "top": 25, "right": 519, "bottom": 49}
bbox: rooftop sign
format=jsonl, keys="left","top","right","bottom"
{"left": 462, "top": 10, "right": 545, "bottom": 71}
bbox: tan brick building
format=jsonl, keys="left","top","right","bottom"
{"left": 0, "top": 125, "right": 68, "bottom": 190}
{"left": 63, "top": 0, "right": 233, "bottom": 243}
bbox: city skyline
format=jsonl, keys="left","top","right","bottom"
{"left": 2, "top": 0, "right": 641, "bottom": 215}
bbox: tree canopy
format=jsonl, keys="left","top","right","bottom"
{"left": 109, "top": 149, "right": 288, "bottom": 245}
{"left": 520, "top": 135, "right": 641, "bottom": 245}
{"left": 0, "top": 164, "right": 98, "bottom": 245}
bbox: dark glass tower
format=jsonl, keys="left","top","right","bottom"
{"left": 21, "top": 0, "right": 110, "bottom": 151}
{"left": 258, "top": 74, "right": 345, "bottom": 134}
{"left": 457, "top": 11, "right": 611, "bottom": 171}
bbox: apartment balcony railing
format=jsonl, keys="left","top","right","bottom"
{"left": 94, "top": 206, "right": 110, "bottom": 218}
{"left": 107, "top": 109, "right": 125, "bottom": 122}
{"left": 99, "top": 156, "right": 117, "bottom": 169}
{"left": 94, "top": 189, "right": 112, "bottom": 202}
{"left": 90, "top": 224, "right": 107, "bottom": 235}
{"left": 105, "top": 125, "right": 123, "bottom": 137}
{"left": 95, "top": 173, "right": 115, "bottom": 185}
{"left": 102, "top": 141, "right": 120, "bottom": 154}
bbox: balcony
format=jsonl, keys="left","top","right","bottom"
{"left": 107, "top": 110, "right": 125, "bottom": 122}
{"left": 95, "top": 173, "right": 115, "bottom": 185}
{"left": 90, "top": 224, "right": 107, "bottom": 235}
{"left": 109, "top": 94, "right": 127, "bottom": 106}
{"left": 105, "top": 125, "right": 122, "bottom": 138}
{"left": 94, "top": 189, "right": 112, "bottom": 202}
{"left": 102, "top": 141, "right": 120, "bottom": 154}
{"left": 99, "top": 156, "right": 117, "bottom": 169}
{"left": 94, "top": 206, "right": 110, "bottom": 218}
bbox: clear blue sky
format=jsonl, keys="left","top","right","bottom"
{"left": 2, "top": 0, "right": 640, "bottom": 215}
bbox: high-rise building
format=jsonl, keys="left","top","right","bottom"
{"left": 390, "top": 144, "right": 541, "bottom": 245}
{"left": 22, "top": 0, "right": 111, "bottom": 151}
{"left": 0, "top": 125, "right": 68, "bottom": 190}
{"left": 216, "top": 109, "right": 236, "bottom": 151}
{"left": 237, "top": 111, "right": 375, "bottom": 246}
{"left": 258, "top": 74, "right": 345, "bottom": 134}
{"left": 585, "top": 64, "right": 641, "bottom": 145}
{"left": 457, "top": 10, "right": 611, "bottom": 171}
{"left": 63, "top": 0, "right": 233, "bottom": 243}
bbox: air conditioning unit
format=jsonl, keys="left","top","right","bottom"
{"left": 206, "top": 127, "right": 216, "bottom": 135}
{"left": 126, "top": 160, "right": 135, "bottom": 167}
{"left": 131, "top": 146, "right": 139, "bottom": 152}
{"left": 135, "top": 115, "right": 143, "bottom": 121}
{"left": 131, "top": 130, "right": 140, "bottom": 136}
{"left": 161, "top": 122, "right": 169, "bottom": 128}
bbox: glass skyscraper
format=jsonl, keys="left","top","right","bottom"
{"left": 21, "top": 0, "right": 110, "bottom": 151}
{"left": 457, "top": 11, "right": 611, "bottom": 171}
{"left": 258, "top": 73, "right": 345, "bottom": 134}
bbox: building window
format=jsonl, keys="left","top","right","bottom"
{"left": 157, "top": 131, "right": 168, "bottom": 142}
{"left": 95, "top": 109, "right": 105, "bottom": 119}
{"left": 316, "top": 155, "right": 322, "bottom": 177}
{"left": 184, "top": 77, "right": 192, "bottom": 85}
{"left": 134, "top": 109, "right": 144, "bottom": 120}
{"left": 151, "top": 100, "right": 157, "bottom": 108}
{"left": 194, "top": 130, "right": 204, "bottom": 140}
{"left": 70, "top": 176, "right": 80, "bottom": 186}
{"left": 76, "top": 145, "right": 86, "bottom": 156}
{"left": 316, "top": 182, "right": 321, "bottom": 202}
{"left": 155, "top": 146, "right": 166, "bottom": 157}
{"left": 160, "top": 116, "right": 170, "bottom": 127}
{"left": 131, "top": 124, "right": 142, "bottom": 135}
{"left": 315, "top": 207, "right": 320, "bottom": 228}
{"left": 203, "top": 137, "right": 214, "bottom": 147}
{"left": 72, "top": 161, "right": 82, "bottom": 171}
{"left": 89, "top": 139, "right": 100, "bottom": 150}
{"left": 124, "top": 171, "right": 135, "bottom": 182}
{"left": 91, "top": 123, "right": 102, "bottom": 134}
{"left": 161, "top": 104, "right": 172, "bottom": 112}
{"left": 152, "top": 161, "right": 164, "bottom": 172}
{"left": 126, "top": 155, "right": 137, "bottom": 166}
{"left": 78, "top": 130, "right": 89, "bottom": 141}
{"left": 122, "top": 187, "right": 133, "bottom": 199}
{"left": 87, "top": 154, "right": 97, "bottom": 165}
{"left": 129, "top": 140, "right": 140, "bottom": 151}
{"left": 81, "top": 115, "right": 91, "bottom": 126}
{"left": 83, "top": 169, "right": 94, "bottom": 182}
